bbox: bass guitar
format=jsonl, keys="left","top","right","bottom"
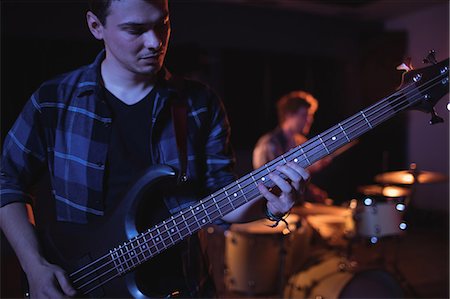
{"left": 36, "top": 54, "right": 449, "bottom": 298}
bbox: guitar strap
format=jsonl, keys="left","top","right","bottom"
{"left": 170, "top": 76, "right": 188, "bottom": 184}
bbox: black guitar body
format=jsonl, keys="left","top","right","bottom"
{"left": 39, "top": 165, "right": 182, "bottom": 298}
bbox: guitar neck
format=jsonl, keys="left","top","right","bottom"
{"left": 81, "top": 82, "right": 406, "bottom": 281}
{"left": 69, "top": 58, "right": 449, "bottom": 295}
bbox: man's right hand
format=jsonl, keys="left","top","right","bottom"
{"left": 26, "top": 259, "right": 76, "bottom": 298}
{"left": 0, "top": 203, "right": 76, "bottom": 298}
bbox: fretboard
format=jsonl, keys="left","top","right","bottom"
{"left": 69, "top": 58, "right": 449, "bottom": 295}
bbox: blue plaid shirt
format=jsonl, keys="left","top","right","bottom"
{"left": 1, "top": 51, "right": 236, "bottom": 224}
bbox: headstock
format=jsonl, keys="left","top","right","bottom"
{"left": 398, "top": 51, "right": 449, "bottom": 125}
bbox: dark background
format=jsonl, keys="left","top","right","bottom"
{"left": 2, "top": 1, "right": 447, "bottom": 297}
{"left": 1, "top": 1, "right": 410, "bottom": 202}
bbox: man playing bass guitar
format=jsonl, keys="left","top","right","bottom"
{"left": 0, "top": 0, "right": 309, "bottom": 297}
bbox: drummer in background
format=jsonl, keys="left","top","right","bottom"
{"left": 253, "top": 90, "right": 332, "bottom": 204}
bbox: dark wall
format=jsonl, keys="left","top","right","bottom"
{"left": 1, "top": 2, "right": 408, "bottom": 296}
{"left": 1, "top": 1, "right": 408, "bottom": 201}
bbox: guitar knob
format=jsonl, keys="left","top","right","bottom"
{"left": 423, "top": 50, "right": 437, "bottom": 65}
{"left": 429, "top": 109, "right": 444, "bottom": 125}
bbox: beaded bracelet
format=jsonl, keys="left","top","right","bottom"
{"left": 264, "top": 205, "right": 289, "bottom": 228}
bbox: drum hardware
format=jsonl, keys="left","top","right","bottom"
{"left": 348, "top": 191, "right": 419, "bottom": 298}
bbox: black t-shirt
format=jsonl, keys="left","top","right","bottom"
{"left": 103, "top": 88, "right": 190, "bottom": 297}
{"left": 103, "top": 88, "right": 154, "bottom": 208}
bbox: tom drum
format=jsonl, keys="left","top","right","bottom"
{"left": 225, "top": 214, "right": 312, "bottom": 295}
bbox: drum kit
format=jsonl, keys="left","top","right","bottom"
{"left": 222, "top": 164, "right": 448, "bottom": 298}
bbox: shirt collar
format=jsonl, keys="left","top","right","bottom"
{"left": 74, "top": 50, "right": 175, "bottom": 100}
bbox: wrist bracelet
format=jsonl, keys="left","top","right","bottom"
{"left": 264, "top": 205, "right": 289, "bottom": 228}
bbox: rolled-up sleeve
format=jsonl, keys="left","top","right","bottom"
{"left": 1, "top": 93, "right": 47, "bottom": 207}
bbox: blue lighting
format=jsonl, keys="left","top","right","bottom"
{"left": 399, "top": 222, "right": 407, "bottom": 230}
{"left": 370, "top": 236, "right": 378, "bottom": 244}
{"left": 396, "top": 203, "right": 406, "bottom": 211}
{"left": 364, "top": 198, "right": 373, "bottom": 206}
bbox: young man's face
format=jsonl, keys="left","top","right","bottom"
{"left": 93, "top": 0, "right": 171, "bottom": 77}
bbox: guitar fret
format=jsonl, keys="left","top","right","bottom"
{"left": 223, "top": 188, "right": 236, "bottom": 210}
{"left": 119, "top": 245, "right": 130, "bottom": 272}
{"left": 192, "top": 205, "right": 207, "bottom": 228}
{"left": 141, "top": 232, "right": 149, "bottom": 256}
{"left": 117, "top": 245, "right": 126, "bottom": 272}
{"left": 185, "top": 207, "right": 198, "bottom": 231}
{"left": 180, "top": 211, "right": 193, "bottom": 235}
{"left": 159, "top": 223, "right": 171, "bottom": 246}
{"left": 153, "top": 226, "right": 164, "bottom": 252}
{"left": 250, "top": 173, "right": 259, "bottom": 186}
{"left": 163, "top": 221, "right": 175, "bottom": 244}
{"left": 236, "top": 181, "right": 248, "bottom": 201}
{"left": 144, "top": 229, "right": 158, "bottom": 255}
{"left": 190, "top": 206, "right": 200, "bottom": 229}
{"left": 135, "top": 237, "right": 144, "bottom": 263}
{"left": 360, "top": 111, "right": 373, "bottom": 128}
{"left": 173, "top": 216, "right": 185, "bottom": 239}
{"left": 300, "top": 147, "right": 312, "bottom": 166}
{"left": 338, "top": 123, "right": 350, "bottom": 142}
{"left": 200, "top": 201, "right": 211, "bottom": 224}
{"left": 124, "top": 244, "right": 133, "bottom": 270}
{"left": 212, "top": 196, "right": 224, "bottom": 217}
{"left": 127, "top": 242, "right": 137, "bottom": 267}
{"left": 193, "top": 205, "right": 203, "bottom": 225}
{"left": 318, "top": 134, "right": 330, "bottom": 154}
{"left": 264, "top": 164, "right": 272, "bottom": 176}
{"left": 157, "top": 227, "right": 168, "bottom": 251}
{"left": 110, "top": 249, "right": 124, "bottom": 275}
{"left": 131, "top": 242, "right": 139, "bottom": 267}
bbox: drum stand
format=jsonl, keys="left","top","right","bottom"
{"left": 278, "top": 239, "right": 287, "bottom": 298}
{"left": 346, "top": 234, "right": 419, "bottom": 298}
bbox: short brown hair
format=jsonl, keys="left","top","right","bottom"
{"left": 276, "top": 90, "right": 318, "bottom": 124}
{"left": 88, "top": 0, "right": 112, "bottom": 25}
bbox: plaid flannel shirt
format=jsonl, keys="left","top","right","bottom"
{"left": 1, "top": 50, "right": 236, "bottom": 224}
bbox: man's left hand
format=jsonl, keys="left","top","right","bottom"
{"left": 257, "top": 162, "right": 310, "bottom": 216}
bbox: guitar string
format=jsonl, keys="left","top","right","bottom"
{"left": 71, "top": 69, "right": 447, "bottom": 292}
{"left": 70, "top": 68, "right": 448, "bottom": 293}
{"left": 72, "top": 70, "right": 447, "bottom": 293}
{"left": 211, "top": 69, "right": 446, "bottom": 200}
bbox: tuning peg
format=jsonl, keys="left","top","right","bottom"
{"left": 429, "top": 108, "right": 444, "bottom": 125}
{"left": 396, "top": 57, "right": 413, "bottom": 71}
{"left": 423, "top": 50, "right": 437, "bottom": 65}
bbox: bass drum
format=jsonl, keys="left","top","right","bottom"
{"left": 284, "top": 253, "right": 404, "bottom": 299}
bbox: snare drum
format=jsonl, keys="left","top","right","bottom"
{"left": 225, "top": 214, "right": 312, "bottom": 295}
{"left": 284, "top": 252, "right": 404, "bottom": 298}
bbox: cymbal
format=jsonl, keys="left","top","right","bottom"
{"left": 357, "top": 184, "right": 411, "bottom": 197}
{"left": 375, "top": 170, "right": 448, "bottom": 185}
